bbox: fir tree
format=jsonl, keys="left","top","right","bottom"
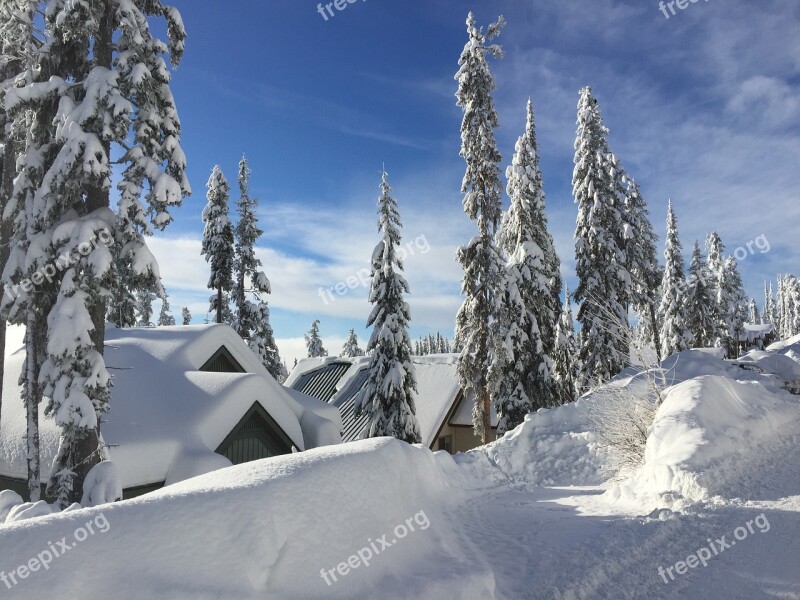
{"left": 718, "top": 256, "right": 748, "bottom": 357}
{"left": 202, "top": 165, "right": 234, "bottom": 324}
{"left": 341, "top": 329, "right": 365, "bottom": 357}
{"left": 705, "top": 231, "right": 726, "bottom": 347}
{"left": 181, "top": 306, "right": 191, "bottom": 325}
{"left": 157, "top": 294, "right": 176, "bottom": 326}
{"left": 748, "top": 297, "right": 759, "bottom": 325}
{"left": 572, "top": 87, "right": 630, "bottom": 390}
{"left": 136, "top": 290, "right": 156, "bottom": 327}
{"left": 305, "top": 320, "right": 327, "bottom": 358}
{"left": 453, "top": 12, "right": 506, "bottom": 443}
{"left": 552, "top": 285, "right": 579, "bottom": 405}
{"left": 763, "top": 281, "right": 776, "bottom": 325}
{"left": 491, "top": 99, "right": 559, "bottom": 433}
{"left": 249, "top": 301, "right": 286, "bottom": 381}
{"left": 685, "top": 241, "right": 716, "bottom": 347}
{"left": 657, "top": 201, "right": 693, "bottom": 358}
{"left": 355, "top": 170, "right": 420, "bottom": 443}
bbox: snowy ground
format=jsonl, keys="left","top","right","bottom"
{"left": 1, "top": 342, "right": 799, "bottom": 599}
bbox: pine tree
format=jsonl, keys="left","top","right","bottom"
{"left": 619, "top": 174, "right": 662, "bottom": 359}
{"left": 552, "top": 285, "right": 579, "bottom": 405}
{"left": 705, "top": 232, "right": 726, "bottom": 347}
{"left": 341, "top": 329, "right": 365, "bottom": 357}
{"left": 453, "top": 12, "right": 506, "bottom": 443}
{"left": 157, "top": 294, "right": 176, "bottom": 326}
{"left": 657, "top": 201, "right": 693, "bottom": 358}
{"left": 763, "top": 281, "right": 775, "bottom": 325}
{"left": 355, "top": 170, "right": 420, "bottom": 443}
{"left": 181, "top": 306, "right": 191, "bottom": 325}
{"left": 572, "top": 87, "right": 630, "bottom": 390}
{"left": 720, "top": 257, "right": 749, "bottom": 357}
{"left": 685, "top": 241, "right": 716, "bottom": 347}
{"left": 0, "top": 0, "right": 189, "bottom": 505}
{"left": 305, "top": 320, "right": 327, "bottom": 358}
{"left": 249, "top": 301, "right": 286, "bottom": 381}
{"left": 491, "top": 99, "right": 559, "bottom": 433}
{"left": 202, "top": 165, "right": 234, "bottom": 324}
{"left": 136, "top": 290, "right": 156, "bottom": 327}
{"left": 748, "top": 297, "right": 759, "bottom": 325}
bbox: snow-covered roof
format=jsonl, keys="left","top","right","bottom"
{"left": 1, "top": 324, "right": 341, "bottom": 489}
{"left": 286, "top": 354, "right": 495, "bottom": 446}
{"left": 739, "top": 322, "right": 774, "bottom": 342}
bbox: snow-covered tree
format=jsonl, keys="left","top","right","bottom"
{"left": 619, "top": 174, "right": 662, "bottom": 359}
{"left": 685, "top": 241, "right": 716, "bottom": 347}
{"left": 341, "top": 329, "right": 365, "bottom": 357}
{"left": 157, "top": 294, "right": 176, "bottom": 326}
{"left": 305, "top": 320, "right": 327, "bottom": 358}
{"left": 572, "top": 87, "right": 630, "bottom": 390}
{"left": 748, "top": 297, "right": 759, "bottom": 325}
{"left": 249, "top": 301, "right": 286, "bottom": 382}
{"left": 705, "top": 232, "right": 726, "bottom": 346}
{"left": 136, "top": 290, "right": 156, "bottom": 327}
{"left": 1, "top": 0, "right": 188, "bottom": 503}
{"left": 718, "top": 256, "right": 748, "bottom": 357}
{"left": 491, "top": 99, "right": 559, "bottom": 433}
{"left": 355, "top": 170, "right": 420, "bottom": 443}
{"left": 181, "top": 306, "right": 191, "bottom": 325}
{"left": 453, "top": 12, "right": 506, "bottom": 443}
{"left": 552, "top": 285, "right": 579, "bottom": 405}
{"left": 202, "top": 165, "right": 234, "bottom": 324}
{"left": 657, "top": 201, "right": 693, "bottom": 358}
{"left": 763, "top": 281, "right": 776, "bottom": 325}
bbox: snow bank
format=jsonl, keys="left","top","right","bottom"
{"left": 608, "top": 375, "right": 800, "bottom": 508}
{"left": 456, "top": 398, "right": 607, "bottom": 487}
{"left": 0, "top": 439, "right": 494, "bottom": 600}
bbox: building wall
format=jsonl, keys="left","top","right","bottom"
{"left": 431, "top": 423, "right": 497, "bottom": 455}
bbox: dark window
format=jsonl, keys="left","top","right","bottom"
{"left": 216, "top": 403, "right": 294, "bottom": 464}
{"left": 200, "top": 346, "right": 245, "bottom": 373}
{"left": 437, "top": 436, "right": 452, "bottom": 453}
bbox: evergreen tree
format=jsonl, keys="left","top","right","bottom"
{"left": 249, "top": 301, "right": 286, "bottom": 381}
{"left": 136, "top": 290, "right": 156, "bottom": 327}
{"left": 763, "top": 281, "right": 776, "bottom": 325}
{"left": 341, "top": 329, "right": 365, "bottom": 357}
{"left": 491, "top": 99, "right": 559, "bottom": 433}
{"left": 552, "top": 285, "right": 579, "bottom": 405}
{"left": 453, "top": 12, "right": 506, "bottom": 443}
{"left": 748, "top": 297, "right": 759, "bottom": 325}
{"left": 355, "top": 170, "right": 420, "bottom": 443}
{"left": 685, "top": 241, "right": 716, "bottom": 347}
{"left": 305, "top": 320, "right": 327, "bottom": 358}
{"left": 718, "top": 256, "right": 748, "bottom": 357}
{"left": 202, "top": 165, "right": 234, "bottom": 324}
{"left": 657, "top": 201, "right": 693, "bottom": 358}
{"left": 705, "top": 232, "right": 726, "bottom": 347}
{"left": 619, "top": 174, "right": 662, "bottom": 359}
{"left": 181, "top": 306, "right": 191, "bottom": 325}
{"left": 572, "top": 87, "right": 630, "bottom": 390}
{"left": 157, "top": 294, "right": 176, "bottom": 326}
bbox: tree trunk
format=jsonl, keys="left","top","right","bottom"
{"left": 217, "top": 286, "right": 223, "bottom": 324}
{"left": 649, "top": 303, "right": 662, "bottom": 363}
{"left": 24, "top": 316, "right": 42, "bottom": 501}
{"left": 481, "top": 387, "right": 491, "bottom": 444}
{"left": 74, "top": 0, "right": 114, "bottom": 504}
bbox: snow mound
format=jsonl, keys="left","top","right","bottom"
{"left": 0, "top": 439, "right": 495, "bottom": 600}
{"left": 609, "top": 375, "right": 800, "bottom": 508}
{"left": 456, "top": 398, "right": 607, "bottom": 487}
{"left": 81, "top": 461, "right": 123, "bottom": 507}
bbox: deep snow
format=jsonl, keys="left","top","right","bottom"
{"left": 1, "top": 343, "right": 798, "bottom": 599}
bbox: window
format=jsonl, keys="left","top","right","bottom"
{"left": 216, "top": 403, "right": 294, "bottom": 464}
{"left": 437, "top": 435, "right": 452, "bottom": 453}
{"left": 200, "top": 346, "right": 245, "bottom": 373}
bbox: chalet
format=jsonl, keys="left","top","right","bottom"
{"left": 285, "top": 354, "right": 497, "bottom": 453}
{"left": 0, "top": 325, "right": 342, "bottom": 501}
{"left": 739, "top": 323, "right": 776, "bottom": 352}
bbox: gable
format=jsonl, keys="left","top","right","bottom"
{"left": 200, "top": 346, "right": 246, "bottom": 373}
{"left": 216, "top": 402, "right": 294, "bottom": 464}
{"left": 292, "top": 362, "right": 351, "bottom": 401}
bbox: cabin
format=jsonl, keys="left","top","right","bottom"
{"left": 738, "top": 323, "right": 776, "bottom": 352}
{"left": 285, "top": 354, "right": 497, "bottom": 453}
{"left": 0, "top": 324, "right": 342, "bottom": 500}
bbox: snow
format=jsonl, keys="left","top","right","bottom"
{"left": 1, "top": 324, "right": 340, "bottom": 490}
{"left": 1, "top": 332, "right": 798, "bottom": 598}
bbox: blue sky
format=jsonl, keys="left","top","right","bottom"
{"left": 150, "top": 0, "right": 800, "bottom": 364}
